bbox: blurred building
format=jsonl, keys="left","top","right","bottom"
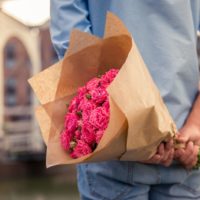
{"left": 0, "top": 9, "right": 57, "bottom": 161}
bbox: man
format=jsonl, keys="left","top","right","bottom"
{"left": 50, "top": 1, "right": 200, "bottom": 199}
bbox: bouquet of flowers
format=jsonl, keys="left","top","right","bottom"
{"left": 61, "top": 69, "right": 119, "bottom": 158}
{"left": 29, "top": 13, "right": 177, "bottom": 167}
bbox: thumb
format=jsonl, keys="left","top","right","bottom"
{"left": 175, "top": 130, "right": 189, "bottom": 143}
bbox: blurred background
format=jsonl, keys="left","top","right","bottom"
{"left": 0, "top": 0, "right": 200, "bottom": 200}
{"left": 0, "top": 0, "right": 79, "bottom": 199}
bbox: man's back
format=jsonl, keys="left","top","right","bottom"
{"left": 51, "top": 0, "right": 200, "bottom": 129}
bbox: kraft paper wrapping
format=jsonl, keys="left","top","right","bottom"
{"left": 28, "top": 13, "right": 176, "bottom": 167}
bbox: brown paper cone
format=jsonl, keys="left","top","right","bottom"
{"left": 29, "top": 12, "right": 177, "bottom": 167}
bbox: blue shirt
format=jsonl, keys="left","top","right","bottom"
{"left": 50, "top": 0, "right": 200, "bottom": 129}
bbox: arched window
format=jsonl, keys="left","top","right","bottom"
{"left": 3, "top": 37, "right": 32, "bottom": 125}
{"left": 3, "top": 37, "right": 32, "bottom": 107}
{"left": 5, "top": 78, "right": 17, "bottom": 106}
{"left": 5, "top": 43, "right": 16, "bottom": 68}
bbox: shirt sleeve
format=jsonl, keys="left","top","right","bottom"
{"left": 50, "top": 0, "right": 92, "bottom": 60}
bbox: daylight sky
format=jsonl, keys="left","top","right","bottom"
{"left": 2, "top": 0, "right": 50, "bottom": 26}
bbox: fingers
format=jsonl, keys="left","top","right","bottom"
{"left": 152, "top": 142, "right": 172, "bottom": 165}
{"left": 148, "top": 154, "right": 162, "bottom": 164}
{"left": 175, "top": 141, "right": 199, "bottom": 169}
{"left": 183, "top": 144, "right": 199, "bottom": 169}
{"left": 161, "top": 149, "right": 174, "bottom": 167}
{"left": 159, "top": 143, "right": 169, "bottom": 163}
{"left": 165, "top": 139, "right": 174, "bottom": 151}
{"left": 141, "top": 144, "right": 165, "bottom": 164}
{"left": 175, "top": 131, "right": 188, "bottom": 143}
{"left": 179, "top": 141, "right": 194, "bottom": 162}
{"left": 159, "top": 141, "right": 174, "bottom": 167}
{"left": 158, "top": 143, "right": 164, "bottom": 157}
{"left": 142, "top": 141, "right": 174, "bottom": 166}
{"left": 160, "top": 139, "right": 174, "bottom": 166}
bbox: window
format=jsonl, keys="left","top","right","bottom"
{"left": 5, "top": 44, "right": 16, "bottom": 69}
{"left": 5, "top": 78, "right": 17, "bottom": 106}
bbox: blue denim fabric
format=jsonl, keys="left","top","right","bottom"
{"left": 77, "top": 161, "right": 200, "bottom": 200}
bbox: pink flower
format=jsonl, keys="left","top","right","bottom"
{"left": 89, "top": 107, "right": 109, "bottom": 130}
{"left": 79, "top": 99, "right": 96, "bottom": 123}
{"left": 75, "top": 130, "right": 81, "bottom": 140}
{"left": 78, "top": 86, "right": 87, "bottom": 94}
{"left": 70, "top": 140, "right": 92, "bottom": 158}
{"left": 89, "top": 88, "right": 108, "bottom": 104}
{"left": 101, "top": 69, "right": 119, "bottom": 87}
{"left": 86, "top": 77, "right": 101, "bottom": 90}
{"left": 103, "top": 99, "right": 110, "bottom": 112}
{"left": 81, "top": 122, "right": 96, "bottom": 145}
{"left": 78, "top": 97, "right": 96, "bottom": 112}
{"left": 104, "top": 69, "right": 119, "bottom": 81}
{"left": 77, "top": 86, "right": 88, "bottom": 100}
{"left": 60, "top": 130, "right": 72, "bottom": 151}
{"left": 68, "top": 96, "right": 79, "bottom": 112}
{"left": 77, "top": 119, "right": 83, "bottom": 127}
{"left": 64, "top": 113, "right": 78, "bottom": 133}
{"left": 96, "top": 130, "right": 104, "bottom": 144}
{"left": 61, "top": 68, "right": 118, "bottom": 158}
{"left": 82, "top": 111, "right": 90, "bottom": 123}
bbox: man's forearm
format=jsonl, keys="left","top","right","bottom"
{"left": 184, "top": 92, "right": 200, "bottom": 131}
{"left": 175, "top": 91, "right": 200, "bottom": 168}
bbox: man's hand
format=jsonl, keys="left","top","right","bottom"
{"left": 141, "top": 139, "right": 174, "bottom": 167}
{"left": 174, "top": 92, "right": 200, "bottom": 169}
{"left": 175, "top": 124, "right": 200, "bottom": 169}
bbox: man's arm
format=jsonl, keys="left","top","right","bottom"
{"left": 175, "top": 92, "right": 200, "bottom": 169}
{"left": 50, "top": 0, "right": 92, "bottom": 60}
{"left": 183, "top": 92, "right": 200, "bottom": 136}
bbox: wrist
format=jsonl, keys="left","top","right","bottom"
{"left": 184, "top": 120, "right": 200, "bottom": 135}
